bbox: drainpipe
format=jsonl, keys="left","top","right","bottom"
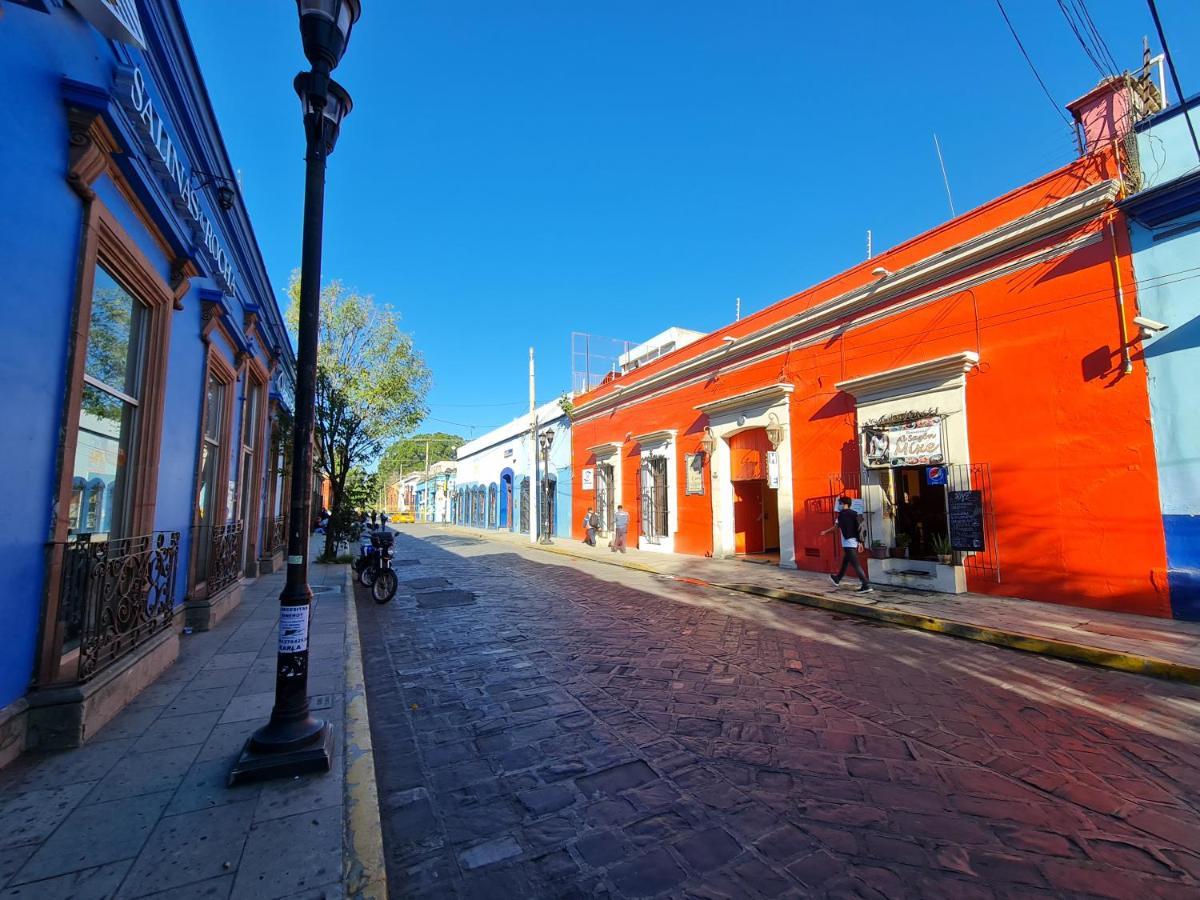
{"left": 1106, "top": 214, "right": 1135, "bottom": 376}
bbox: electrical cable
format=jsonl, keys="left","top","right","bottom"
{"left": 994, "top": 0, "right": 1075, "bottom": 132}
{"left": 1146, "top": 0, "right": 1200, "bottom": 165}
{"left": 1056, "top": 0, "right": 1110, "bottom": 79}
{"left": 1073, "top": 0, "right": 1121, "bottom": 76}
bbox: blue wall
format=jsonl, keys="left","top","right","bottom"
{"left": 0, "top": 2, "right": 296, "bottom": 710}
{"left": 1128, "top": 97, "right": 1200, "bottom": 619}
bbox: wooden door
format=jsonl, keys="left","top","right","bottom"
{"left": 733, "top": 480, "right": 764, "bottom": 554}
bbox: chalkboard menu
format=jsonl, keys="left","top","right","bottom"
{"left": 948, "top": 490, "right": 985, "bottom": 551}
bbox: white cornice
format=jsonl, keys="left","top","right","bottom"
{"left": 836, "top": 352, "right": 980, "bottom": 400}
{"left": 574, "top": 179, "right": 1118, "bottom": 419}
{"left": 695, "top": 383, "right": 794, "bottom": 416}
{"left": 586, "top": 441, "right": 622, "bottom": 457}
{"left": 632, "top": 429, "right": 677, "bottom": 446}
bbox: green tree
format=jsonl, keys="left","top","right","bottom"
{"left": 378, "top": 432, "right": 464, "bottom": 482}
{"left": 286, "top": 272, "right": 430, "bottom": 559}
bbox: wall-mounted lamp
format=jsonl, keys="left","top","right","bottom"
{"left": 871, "top": 266, "right": 891, "bottom": 279}
{"left": 765, "top": 412, "right": 785, "bottom": 449}
{"left": 192, "top": 169, "right": 239, "bottom": 211}
{"left": 698, "top": 427, "right": 715, "bottom": 456}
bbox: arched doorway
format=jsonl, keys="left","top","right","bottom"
{"left": 499, "top": 468, "right": 514, "bottom": 529}
{"left": 729, "top": 428, "right": 780, "bottom": 557}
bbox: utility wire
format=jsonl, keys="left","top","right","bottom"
{"left": 994, "top": 0, "right": 1074, "bottom": 131}
{"left": 1073, "top": 0, "right": 1121, "bottom": 75}
{"left": 1146, "top": 0, "right": 1200, "bottom": 164}
{"left": 1056, "top": 0, "right": 1110, "bottom": 78}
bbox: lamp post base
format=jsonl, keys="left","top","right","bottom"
{"left": 227, "top": 719, "right": 333, "bottom": 786}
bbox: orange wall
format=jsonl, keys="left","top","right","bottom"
{"left": 571, "top": 151, "right": 1171, "bottom": 617}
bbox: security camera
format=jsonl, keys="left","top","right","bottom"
{"left": 1133, "top": 316, "right": 1169, "bottom": 333}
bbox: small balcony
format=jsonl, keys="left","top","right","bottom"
{"left": 54, "top": 531, "right": 180, "bottom": 684}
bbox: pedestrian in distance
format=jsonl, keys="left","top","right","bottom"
{"left": 612, "top": 504, "right": 630, "bottom": 553}
{"left": 821, "top": 496, "right": 873, "bottom": 593}
{"left": 583, "top": 507, "right": 598, "bottom": 546}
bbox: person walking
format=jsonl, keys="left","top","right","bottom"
{"left": 821, "top": 496, "right": 872, "bottom": 593}
{"left": 583, "top": 507, "right": 598, "bottom": 546}
{"left": 612, "top": 504, "right": 630, "bottom": 553}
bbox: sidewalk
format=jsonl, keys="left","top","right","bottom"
{"left": 0, "top": 538, "right": 384, "bottom": 900}
{"left": 433, "top": 524, "right": 1200, "bottom": 684}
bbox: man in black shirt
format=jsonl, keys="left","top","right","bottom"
{"left": 820, "top": 496, "right": 872, "bottom": 593}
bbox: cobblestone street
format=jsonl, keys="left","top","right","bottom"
{"left": 357, "top": 527, "right": 1200, "bottom": 899}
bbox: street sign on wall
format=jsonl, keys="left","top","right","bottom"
{"left": 581, "top": 467, "right": 594, "bottom": 490}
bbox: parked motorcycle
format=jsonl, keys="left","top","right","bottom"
{"left": 358, "top": 529, "right": 397, "bottom": 603}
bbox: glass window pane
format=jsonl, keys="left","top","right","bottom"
{"left": 71, "top": 384, "right": 135, "bottom": 536}
{"left": 86, "top": 266, "right": 143, "bottom": 396}
{"left": 243, "top": 384, "right": 260, "bottom": 450}
{"left": 205, "top": 377, "right": 225, "bottom": 442}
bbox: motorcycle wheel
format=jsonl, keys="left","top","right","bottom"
{"left": 360, "top": 562, "right": 377, "bottom": 587}
{"left": 372, "top": 568, "right": 398, "bottom": 604}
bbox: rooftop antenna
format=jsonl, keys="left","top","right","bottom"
{"left": 735, "top": 297, "right": 741, "bottom": 321}
{"left": 933, "top": 133, "right": 956, "bottom": 217}
{"left": 866, "top": 229, "right": 872, "bottom": 260}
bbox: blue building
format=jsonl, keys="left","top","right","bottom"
{"left": 0, "top": 0, "right": 295, "bottom": 763}
{"left": 1123, "top": 94, "right": 1200, "bottom": 619}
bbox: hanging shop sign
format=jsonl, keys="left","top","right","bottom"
{"left": 684, "top": 453, "right": 704, "bottom": 495}
{"left": 862, "top": 416, "right": 945, "bottom": 469}
{"left": 120, "top": 67, "right": 237, "bottom": 293}
{"left": 926, "top": 465, "right": 947, "bottom": 485}
{"left": 948, "top": 489, "right": 985, "bottom": 551}
{"left": 581, "top": 467, "right": 594, "bottom": 490}
{"left": 766, "top": 450, "right": 780, "bottom": 489}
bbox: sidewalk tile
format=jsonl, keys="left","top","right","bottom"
{"left": 0, "top": 783, "right": 94, "bottom": 849}
{"left": 229, "top": 807, "right": 341, "bottom": 900}
{"left": 162, "top": 686, "right": 239, "bottom": 718}
{"left": 134, "top": 711, "right": 222, "bottom": 753}
{"left": 117, "top": 799, "right": 256, "bottom": 898}
{"left": 165, "top": 759, "right": 262, "bottom": 816}
{"left": 11, "top": 791, "right": 171, "bottom": 884}
{"left": 3, "top": 859, "right": 132, "bottom": 899}
{"left": 216, "top": 692, "right": 275, "bottom": 726}
{"left": 85, "top": 743, "right": 201, "bottom": 804}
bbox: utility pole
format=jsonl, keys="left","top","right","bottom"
{"left": 529, "top": 347, "right": 537, "bottom": 544}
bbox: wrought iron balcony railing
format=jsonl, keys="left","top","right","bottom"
{"left": 59, "top": 531, "right": 179, "bottom": 683}
{"left": 206, "top": 520, "right": 244, "bottom": 595}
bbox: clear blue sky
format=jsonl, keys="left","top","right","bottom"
{"left": 182, "top": 0, "right": 1199, "bottom": 440}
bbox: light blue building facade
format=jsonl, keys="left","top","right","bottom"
{"left": 0, "top": 0, "right": 295, "bottom": 762}
{"left": 1123, "top": 94, "right": 1200, "bottom": 619}
{"left": 453, "top": 400, "right": 573, "bottom": 539}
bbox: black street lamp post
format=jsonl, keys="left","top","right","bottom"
{"left": 538, "top": 427, "right": 555, "bottom": 545}
{"left": 230, "top": 0, "right": 360, "bottom": 786}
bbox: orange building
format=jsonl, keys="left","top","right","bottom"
{"left": 571, "top": 140, "right": 1173, "bottom": 617}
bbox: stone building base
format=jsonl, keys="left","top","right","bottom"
{"left": 0, "top": 698, "right": 29, "bottom": 769}
{"left": 24, "top": 628, "right": 180, "bottom": 751}
{"left": 185, "top": 580, "right": 244, "bottom": 632}
{"left": 258, "top": 549, "right": 284, "bottom": 576}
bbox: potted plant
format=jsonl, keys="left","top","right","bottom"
{"left": 932, "top": 533, "right": 953, "bottom": 565}
{"left": 869, "top": 539, "right": 888, "bottom": 560}
{"left": 891, "top": 533, "right": 911, "bottom": 559}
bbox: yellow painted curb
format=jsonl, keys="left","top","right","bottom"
{"left": 342, "top": 569, "right": 387, "bottom": 900}
{"left": 437, "top": 525, "right": 1200, "bottom": 685}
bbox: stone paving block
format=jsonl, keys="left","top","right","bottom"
{"left": 672, "top": 827, "right": 742, "bottom": 872}
{"left": 216, "top": 691, "right": 276, "bottom": 726}
{"left": 89, "top": 704, "right": 167, "bottom": 742}
{"left": 756, "top": 824, "right": 818, "bottom": 864}
{"left": 117, "top": 799, "right": 256, "bottom": 897}
{"left": 230, "top": 806, "right": 341, "bottom": 900}
{"left": 575, "top": 760, "right": 657, "bottom": 798}
{"left": 165, "top": 758, "right": 262, "bottom": 816}
{"left": 0, "top": 783, "right": 94, "bottom": 850}
{"left": 1, "top": 739, "right": 135, "bottom": 792}
{"left": 254, "top": 765, "right": 343, "bottom": 822}
{"left": 134, "top": 711, "right": 222, "bottom": 753}
{"left": 518, "top": 783, "right": 576, "bottom": 816}
{"left": 2, "top": 859, "right": 133, "bottom": 899}
{"left": 85, "top": 743, "right": 201, "bottom": 804}
{"left": 607, "top": 847, "right": 687, "bottom": 898}
{"left": 11, "top": 791, "right": 171, "bottom": 884}
{"left": 458, "top": 835, "right": 523, "bottom": 870}
{"left": 162, "top": 686, "right": 240, "bottom": 718}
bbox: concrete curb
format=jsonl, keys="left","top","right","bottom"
{"left": 444, "top": 525, "right": 1200, "bottom": 685}
{"left": 342, "top": 568, "right": 387, "bottom": 900}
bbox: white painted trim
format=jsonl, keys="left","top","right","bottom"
{"left": 836, "top": 352, "right": 979, "bottom": 400}
{"left": 632, "top": 429, "right": 677, "bottom": 446}
{"left": 587, "top": 442, "right": 622, "bottom": 458}
{"left": 695, "top": 384, "right": 794, "bottom": 416}
{"left": 574, "top": 180, "right": 1118, "bottom": 419}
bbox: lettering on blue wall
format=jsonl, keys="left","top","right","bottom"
{"left": 126, "top": 67, "right": 237, "bottom": 293}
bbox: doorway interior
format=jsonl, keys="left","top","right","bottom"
{"left": 892, "top": 466, "right": 947, "bottom": 560}
{"left": 729, "top": 428, "right": 780, "bottom": 559}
